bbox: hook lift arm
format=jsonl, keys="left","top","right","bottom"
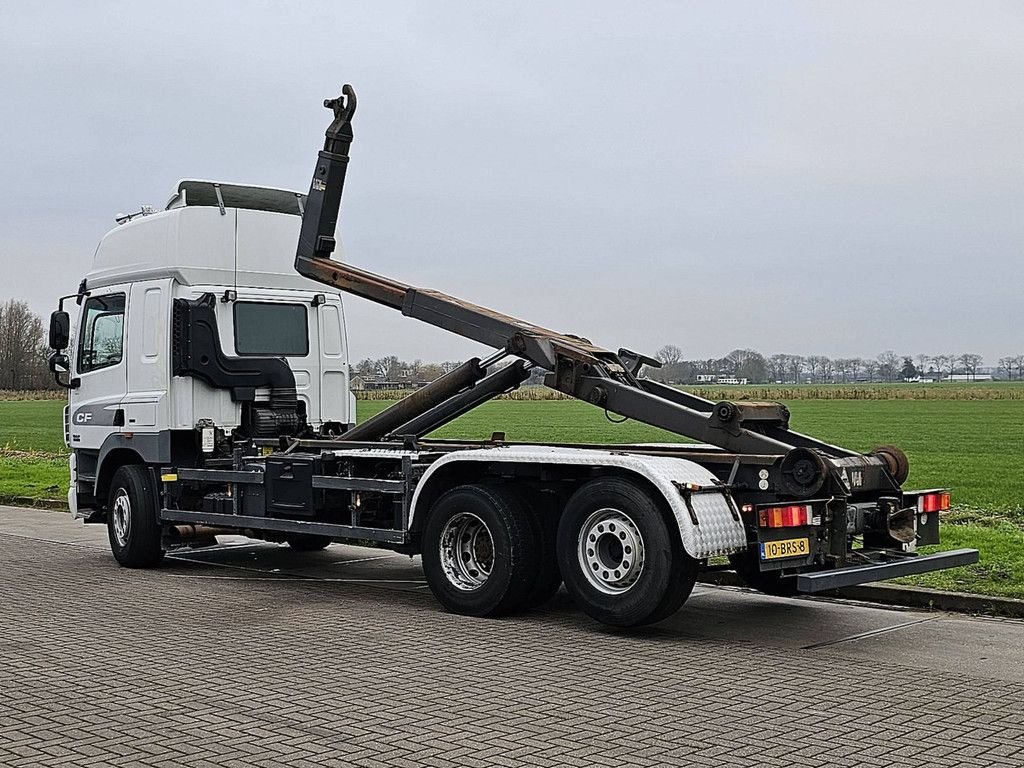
{"left": 294, "top": 85, "right": 908, "bottom": 491}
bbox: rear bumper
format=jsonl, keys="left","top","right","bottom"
{"left": 796, "top": 548, "right": 979, "bottom": 593}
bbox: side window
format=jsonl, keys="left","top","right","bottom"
{"left": 233, "top": 302, "right": 309, "bottom": 357}
{"left": 77, "top": 293, "right": 126, "bottom": 373}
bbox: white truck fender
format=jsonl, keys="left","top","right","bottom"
{"left": 408, "top": 445, "right": 748, "bottom": 559}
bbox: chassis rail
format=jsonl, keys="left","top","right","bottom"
{"left": 160, "top": 509, "right": 407, "bottom": 544}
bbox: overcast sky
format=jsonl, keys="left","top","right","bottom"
{"left": 1, "top": 2, "right": 1021, "bottom": 364}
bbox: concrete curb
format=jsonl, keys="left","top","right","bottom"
{"left": 0, "top": 496, "right": 68, "bottom": 512}
{"left": 698, "top": 571, "right": 1024, "bottom": 619}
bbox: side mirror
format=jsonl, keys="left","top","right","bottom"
{"left": 47, "top": 351, "right": 78, "bottom": 389}
{"left": 48, "top": 352, "right": 70, "bottom": 375}
{"left": 49, "top": 311, "right": 70, "bottom": 351}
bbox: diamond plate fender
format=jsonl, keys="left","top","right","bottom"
{"left": 408, "top": 445, "right": 747, "bottom": 558}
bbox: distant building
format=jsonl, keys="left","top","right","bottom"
{"left": 350, "top": 374, "right": 429, "bottom": 391}
{"left": 944, "top": 374, "right": 993, "bottom": 382}
{"left": 695, "top": 374, "right": 749, "bottom": 385}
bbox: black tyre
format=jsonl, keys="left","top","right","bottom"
{"left": 286, "top": 534, "right": 333, "bottom": 551}
{"left": 515, "top": 487, "right": 562, "bottom": 609}
{"left": 107, "top": 465, "right": 165, "bottom": 568}
{"left": 728, "top": 551, "right": 800, "bottom": 597}
{"left": 557, "top": 477, "right": 698, "bottom": 627}
{"left": 422, "top": 484, "right": 540, "bottom": 617}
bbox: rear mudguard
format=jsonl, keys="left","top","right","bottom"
{"left": 408, "top": 445, "right": 747, "bottom": 559}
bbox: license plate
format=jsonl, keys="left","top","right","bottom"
{"left": 760, "top": 537, "right": 810, "bottom": 561}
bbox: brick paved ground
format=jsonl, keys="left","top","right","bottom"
{"left": 2, "top": 508, "right": 1023, "bottom": 767}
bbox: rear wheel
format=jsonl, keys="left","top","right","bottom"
{"left": 422, "top": 484, "right": 540, "bottom": 617}
{"left": 728, "top": 551, "right": 800, "bottom": 597}
{"left": 557, "top": 477, "right": 697, "bottom": 627}
{"left": 286, "top": 534, "right": 333, "bottom": 551}
{"left": 107, "top": 465, "right": 165, "bottom": 568}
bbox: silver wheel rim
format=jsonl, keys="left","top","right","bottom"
{"left": 578, "top": 508, "right": 645, "bottom": 594}
{"left": 112, "top": 490, "right": 131, "bottom": 547}
{"left": 439, "top": 512, "right": 495, "bottom": 591}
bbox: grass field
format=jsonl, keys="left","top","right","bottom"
{"left": 2, "top": 394, "right": 1022, "bottom": 598}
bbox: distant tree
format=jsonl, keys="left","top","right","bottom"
{"left": 655, "top": 344, "right": 683, "bottom": 365}
{"left": 419, "top": 363, "right": 444, "bottom": 381}
{"left": 861, "top": 359, "right": 880, "bottom": 382}
{"left": 833, "top": 358, "right": 857, "bottom": 384}
{"left": 850, "top": 358, "right": 865, "bottom": 381}
{"left": 900, "top": 357, "right": 917, "bottom": 380}
{"left": 646, "top": 345, "right": 692, "bottom": 384}
{"left": 787, "top": 355, "right": 805, "bottom": 384}
{"left": 877, "top": 350, "right": 900, "bottom": 383}
{"left": 915, "top": 354, "right": 933, "bottom": 376}
{"left": 943, "top": 354, "right": 958, "bottom": 378}
{"left": 725, "top": 349, "right": 767, "bottom": 383}
{"left": 354, "top": 358, "right": 379, "bottom": 377}
{"left": 804, "top": 355, "right": 825, "bottom": 383}
{"left": 0, "top": 299, "right": 51, "bottom": 390}
{"left": 1013, "top": 355, "right": 1024, "bottom": 381}
{"left": 657, "top": 359, "right": 695, "bottom": 384}
{"left": 377, "top": 355, "right": 402, "bottom": 380}
{"left": 767, "top": 354, "right": 788, "bottom": 383}
{"left": 958, "top": 353, "right": 983, "bottom": 381}
{"left": 833, "top": 358, "right": 848, "bottom": 383}
{"left": 405, "top": 359, "right": 425, "bottom": 380}
{"left": 998, "top": 356, "right": 1013, "bottom": 380}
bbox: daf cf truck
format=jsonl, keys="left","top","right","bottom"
{"left": 46, "top": 85, "right": 977, "bottom": 627}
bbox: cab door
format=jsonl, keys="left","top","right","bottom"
{"left": 69, "top": 286, "right": 129, "bottom": 451}
{"left": 318, "top": 300, "right": 350, "bottom": 428}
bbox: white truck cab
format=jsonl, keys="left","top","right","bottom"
{"left": 54, "top": 181, "right": 353, "bottom": 518}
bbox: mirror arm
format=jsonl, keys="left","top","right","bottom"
{"left": 51, "top": 371, "right": 79, "bottom": 390}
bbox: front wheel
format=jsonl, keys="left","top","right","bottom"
{"left": 421, "top": 484, "right": 540, "bottom": 617}
{"left": 107, "top": 465, "right": 165, "bottom": 568}
{"left": 557, "top": 477, "right": 697, "bottom": 627}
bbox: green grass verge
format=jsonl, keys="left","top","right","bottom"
{"left": 895, "top": 523, "right": 1024, "bottom": 599}
{"left": 0, "top": 400, "right": 67, "bottom": 454}
{"left": 0, "top": 456, "right": 67, "bottom": 501}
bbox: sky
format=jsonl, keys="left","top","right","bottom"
{"left": 1, "top": 1, "right": 1021, "bottom": 365}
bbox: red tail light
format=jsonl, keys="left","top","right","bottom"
{"left": 758, "top": 504, "right": 812, "bottom": 528}
{"left": 917, "top": 492, "right": 950, "bottom": 514}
